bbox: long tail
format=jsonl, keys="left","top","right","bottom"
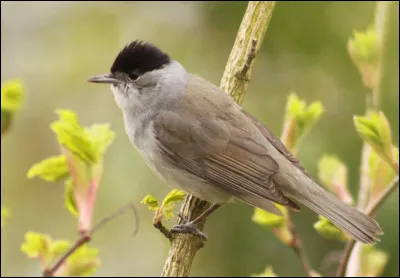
{"left": 288, "top": 180, "right": 383, "bottom": 244}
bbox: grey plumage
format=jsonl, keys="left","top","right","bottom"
{"left": 88, "top": 41, "right": 383, "bottom": 244}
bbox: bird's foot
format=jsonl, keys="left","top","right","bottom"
{"left": 170, "top": 221, "right": 208, "bottom": 241}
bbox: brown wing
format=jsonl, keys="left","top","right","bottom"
{"left": 241, "top": 109, "right": 311, "bottom": 179}
{"left": 153, "top": 77, "right": 300, "bottom": 210}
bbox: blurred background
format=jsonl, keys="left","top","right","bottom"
{"left": 1, "top": 1, "right": 399, "bottom": 277}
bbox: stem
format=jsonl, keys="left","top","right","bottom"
{"left": 344, "top": 1, "right": 392, "bottom": 277}
{"left": 280, "top": 117, "right": 312, "bottom": 276}
{"left": 160, "top": 2, "right": 277, "bottom": 276}
{"left": 288, "top": 220, "right": 312, "bottom": 277}
{"left": 336, "top": 175, "right": 399, "bottom": 277}
{"left": 358, "top": 1, "right": 391, "bottom": 209}
{"left": 42, "top": 202, "right": 138, "bottom": 277}
{"left": 43, "top": 235, "right": 91, "bottom": 277}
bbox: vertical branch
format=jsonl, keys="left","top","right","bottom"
{"left": 338, "top": 1, "right": 393, "bottom": 277}
{"left": 160, "top": 2, "right": 277, "bottom": 276}
{"left": 357, "top": 0, "right": 392, "bottom": 211}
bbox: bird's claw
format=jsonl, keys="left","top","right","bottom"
{"left": 170, "top": 222, "right": 208, "bottom": 241}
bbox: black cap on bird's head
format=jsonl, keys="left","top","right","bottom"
{"left": 88, "top": 40, "right": 170, "bottom": 84}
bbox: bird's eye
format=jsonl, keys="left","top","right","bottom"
{"left": 129, "top": 70, "right": 141, "bottom": 81}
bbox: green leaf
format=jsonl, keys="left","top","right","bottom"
{"left": 51, "top": 110, "right": 97, "bottom": 164}
{"left": 251, "top": 207, "right": 285, "bottom": 228}
{"left": 50, "top": 110, "right": 116, "bottom": 167}
{"left": 20, "top": 232, "right": 51, "bottom": 260}
{"left": 141, "top": 195, "right": 160, "bottom": 211}
{"left": 50, "top": 240, "right": 72, "bottom": 257}
{"left": 318, "top": 155, "right": 353, "bottom": 204}
{"left": 1, "top": 79, "right": 25, "bottom": 135}
{"left": 354, "top": 112, "right": 395, "bottom": 168}
{"left": 1, "top": 79, "right": 25, "bottom": 112}
{"left": 252, "top": 266, "right": 278, "bottom": 277}
{"left": 1, "top": 206, "right": 11, "bottom": 228}
{"left": 65, "top": 245, "right": 100, "bottom": 277}
{"left": 360, "top": 245, "right": 389, "bottom": 277}
{"left": 161, "top": 189, "right": 186, "bottom": 220}
{"left": 368, "top": 147, "right": 397, "bottom": 200}
{"left": 284, "top": 93, "right": 324, "bottom": 150}
{"left": 65, "top": 178, "right": 79, "bottom": 217}
{"left": 348, "top": 25, "right": 379, "bottom": 66}
{"left": 313, "top": 216, "right": 349, "bottom": 242}
{"left": 27, "top": 155, "right": 69, "bottom": 182}
{"left": 87, "top": 124, "right": 115, "bottom": 157}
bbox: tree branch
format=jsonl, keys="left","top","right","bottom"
{"left": 288, "top": 220, "right": 313, "bottom": 277}
{"left": 341, "top": 2, "right": 393, "bottom": 277}
{"left": 336, "top": 175, "right": 399, "bottom": 277}
{"left": 43, "top": 202, "right": 139, "bottom": 277}
{"left": 160, "top": 2, "right": 277, "bottom": 276}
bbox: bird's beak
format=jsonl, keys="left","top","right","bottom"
{"left": 88, "top": 73, "right": 120, "bottom": 84}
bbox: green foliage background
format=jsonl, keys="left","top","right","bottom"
{"left": 1, "top": 2, "right": 398, "bottom": 276}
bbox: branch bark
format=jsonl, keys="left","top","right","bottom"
{"left": 160, "top": 2, "right": 277, "bottom": 276}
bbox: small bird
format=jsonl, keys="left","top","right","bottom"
{"left": 88, "top": 40, "right": 383, "bottom": 243}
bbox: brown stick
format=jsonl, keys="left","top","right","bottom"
{"left": 42, "top": 202, "right": 139, "bottom": 277}
{"left": 288, "top": 219, "right": 313, "bottom": 277}
{"left": 160, "top": 2, "right": 277, "bottom": 276}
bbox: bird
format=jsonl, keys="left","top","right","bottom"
{"left": 88, "top": 40, "right": 383, "bottom": 243}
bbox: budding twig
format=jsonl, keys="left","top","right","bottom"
{"left": 336, "top": 175, "right": 399, "bottom": 277}
{"left": 288, "top": 219, "right": 313, "bottom": 277}
{"left": 42, "top": 202, "right": 139, "bottom": 277}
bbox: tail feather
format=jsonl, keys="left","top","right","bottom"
{"left": 294, "top": 184, "right": 383, "bottom": 244}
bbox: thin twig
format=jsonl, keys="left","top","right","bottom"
{"left": 43, "top": 202, "right": 139, "bottom": 277}
{"left": 154, "top": 221, "right": 171, "bottom": 240}
{"left": 336, "top": 175, "right": 399, "bottom": 277}
{"left": 43, "top": 234, "right": 91, "bottom": 277}
{"left": 160, "top": 2, "right": 277, "bottom": 276}
{"left": 288, "top": 220, "right": 312, "bottom": 277}
{"left": 339, "top": 2, "right": 393, "bottom": 277}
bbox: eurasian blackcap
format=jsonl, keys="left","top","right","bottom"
{"left": 88, "top": 40, "right": 382, "bottom": 243}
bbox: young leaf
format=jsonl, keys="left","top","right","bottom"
{"left": 20, "top": 232, "right": 52, "bottom": 260}
{"left": 272, "top": 225, "right": 294, "bottom": 246}
{"left": 65, "top": 245, "right": 100, "bottom": 277}
{"left": 161, "top": 189, "right": 186, "bottom": 220}
{"left": 252, "top": 206, "right": 293, "bottom": 245}
{"left": 368, "top": 147, "right": 397, "bottom": 202}
{"left": 141, "top": 195, "right": 160, "bottom": 211}
{"left": 1, "top": 206, "right": 11, "bottom": 228}
{"left": 251, "top": 207, "right": 285, "bottom": 228}
{"left": 348, "top": 25, "right": 379, "bottom": 66}
{"left": 87, "top": 124, "right": 115, "bottom": 156}
{"left": 313, "top": 216, "right": 349, "bottom": 242}
{"left": 252, "top": 266, "right": 278, "bottom": 277}
{"left": 51, "top": 110, "right": 116, "bottom": 165}
{"left": 360, "top": 245, "right": 388, "bottom": 277}
{"left": 1, "top": 79, "right": 25, "bottom": 112}
{"left": 50, "top": 240, "right": 72, "bottom": 257}
{"left": 27, "top": 155, "right": 69, "bottom": 182}
{"left": 347, "top": 25, "right": 380, "bottom": 89}
{"left": 65, "top": 178, "right": 79, "bottom": 217}
{"left": 51, "top": 110, "right": 97, "bottom": 164}
{"left": 354, "top": 112, "right": 396, "bottom": 170}
{"left": 1, "top": 79, "right": 25, "bottom": 134}
{"left": 282, "top": 93, "right": 324, "bottom": 151}
{"left": 318, "top": 155, "right": 353, "bottom": 204}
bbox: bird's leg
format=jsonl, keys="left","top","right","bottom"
{"left": 170, "top": 204, "right": 221, "bottom": 241}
